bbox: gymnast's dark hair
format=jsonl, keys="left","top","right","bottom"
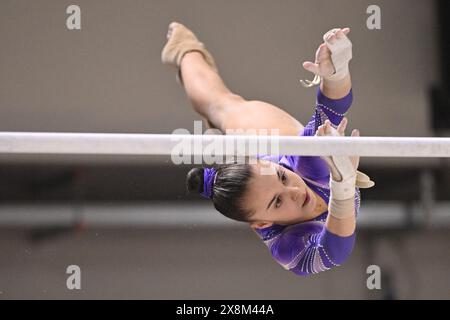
{"left": 186, "top": 162, "right": 254, "bottom": 222}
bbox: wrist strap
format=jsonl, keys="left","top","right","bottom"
{"left": 329, "top": 174, "right": 356, "bottom": 200}
{"left": 329, "top": 197, "right": 355, "bottom": 220}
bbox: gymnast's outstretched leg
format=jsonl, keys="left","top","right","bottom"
{"left": 161, "top": 22, "right": 304, "bottom": 136}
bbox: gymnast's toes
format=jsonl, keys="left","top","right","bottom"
{"left": 167, "top": 22, "right": 180, "bottom": 39}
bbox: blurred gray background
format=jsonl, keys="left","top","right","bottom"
{"left": 0, "top": 0, "right": 449, "bottom": 299}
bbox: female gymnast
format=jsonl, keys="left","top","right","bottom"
{"left": 162, "top": 22, "right": 375, "bottom": 276}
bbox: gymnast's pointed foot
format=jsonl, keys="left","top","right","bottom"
{"left": 161, "top": 22, "right": 218, "bottom": 84}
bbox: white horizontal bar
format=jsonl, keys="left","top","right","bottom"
{"left": 0, "top": 132, "right": 450, "bottom": 157}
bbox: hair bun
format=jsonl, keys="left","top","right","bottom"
{"left": 186, "top": 167, "right": 204, "bottom": 194}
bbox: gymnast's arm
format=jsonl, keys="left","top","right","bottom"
{"left": 284, "top": 120, "right": 359, "bottom": 276}
{"left": 325, "top": 206, "right": 355, "bottom": 237}
{"left": 320, "top": 73, "right": 356, "bottom": 237}
{"left": 317, "top": 119, "right": 359, "bottom": 266}
{"left": 307, "top": 171, "right": 356, "bottom": 270}
{"left": 285, "top": 29, "right": 358, "bottom": 275}
{"left": 310, "top": 28, "right": 356, "bottom": 237}
{"left": 321, "top": 73, "right": 352, "bottom": 100}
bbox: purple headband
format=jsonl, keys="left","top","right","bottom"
{"left": 200, "top": 167, "right": 218, "bottom": 199}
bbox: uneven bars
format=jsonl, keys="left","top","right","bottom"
{"left": 0, "top": 132, "right": 450, "bottom": 157}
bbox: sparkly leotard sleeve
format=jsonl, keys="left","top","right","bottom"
{"left": 254, "top": 88, "right": 361, "bottom": 276}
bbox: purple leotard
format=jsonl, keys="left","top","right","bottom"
{"left": 254, "top": 87, "right": 360, "bottom": 276}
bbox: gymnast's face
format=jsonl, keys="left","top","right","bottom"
{"left": 245, "top": 160, "right": 320, "bottom": 229}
